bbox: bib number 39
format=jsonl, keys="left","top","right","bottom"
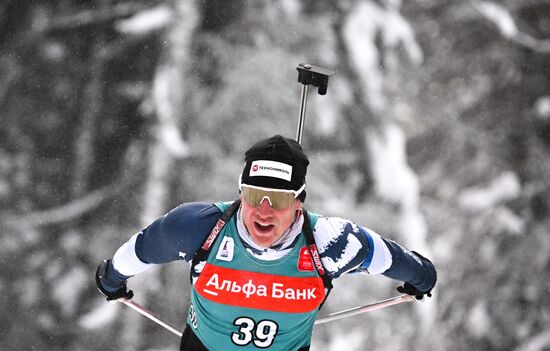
{"left": 231, "top": 317, "right": 278, "bottom": 348}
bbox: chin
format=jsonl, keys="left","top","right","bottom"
{"left": 251, "top": 236, "right": 274, "bottom": 247}
{"left": 250, "top": 233, "right": 278, "bottom": 247}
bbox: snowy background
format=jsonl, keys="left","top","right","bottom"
{"left": 2, "top": 0, "right": 550, "bottom": 350}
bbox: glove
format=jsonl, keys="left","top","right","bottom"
{"left": 396, "top": 282, "right": 432, "bottom": 300}
{"left": 95, "top": 260, "right": 134, "bottom": 302}
{"left": 396, "top": 251, "right": 436, "bottom": 300}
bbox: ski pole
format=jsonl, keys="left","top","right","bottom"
{"left": 314, "top": 294, "right": 417, "bottom": 325}
{"left": 295, "top": 63, "right": 334, "bottom": 144}
{"left": 119, "top": 299, "right": 183, "bottom": 337}
{"left": 119, "top": 295, "right": 413, "bottom": 335}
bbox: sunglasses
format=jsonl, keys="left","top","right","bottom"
{"left": 239, "top": 183, "right": 305, "bottom": 210}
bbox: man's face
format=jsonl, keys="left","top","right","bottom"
{"left": 240, "top": 195, "right": 302, "bottom": 248}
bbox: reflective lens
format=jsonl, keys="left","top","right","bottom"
{"left": 241, "top": 186, "right": 297, "bottom": 210}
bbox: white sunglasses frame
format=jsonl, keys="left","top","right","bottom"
{"left": 238, "top": 175, "right": 306, "bottom": 199}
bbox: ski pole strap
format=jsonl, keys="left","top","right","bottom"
{"left": 302, "top": 209, "right": 333, "bottom": 305}
{"left": 190, "top": 199, "right": 241, "bottom": 283}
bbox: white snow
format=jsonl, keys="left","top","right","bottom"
{"left": 315, "top": 89, "right": 340, "bottom": 135}
{"left": 466, "top": 300, "right": 491, "bottom": 338}
{"left": 515, "top": 330, "right": 550, "bottom": 351}
{"left": 367, "top": 123, "right": 436, "bottom": 330}
{"left": 457, "top": 171, "right": 521, "bottom": 211}
{"left": 116, "top": 6, "right": 173, "bottom": 34}
{"left": 343, "top": 2, "right": 423, "bottom": 113}
{"left": 475, "top": 1, "right": 518, "bottom": 39}
{"left": 534, "top": 96, "right": 550, "bottom": 120}
{"left": 79, "top": 298, "right": 121, "bottom": 330}
{"left": 493, "top": 207, "right": 525, "bottom": 235}
{"left": 158, "top": 124, "right": 190, "bottom": 157}
{"left": 52, "top": 266, "right": 88, "bottom": 316}
{"left": 152, "top": 65, "right": 190, "bottom": 158}
{"left": 325, "top": 329, "right": 364, "bottom": 351}
{"left": 279, "top": 0, "right": 302, "bottom": 18}
{"left": 368, "top": 124, "right": 419, "bottom": 207}
{"left": 342, "top": 2, "right": 385, "bottom": 113}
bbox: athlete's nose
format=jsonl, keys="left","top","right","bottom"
{"left": 257, "top": 197, "right": 274, "bottom": 215}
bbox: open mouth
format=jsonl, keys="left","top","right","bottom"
{"left": 254, "top": 221, "right": 274, "bottom": 234}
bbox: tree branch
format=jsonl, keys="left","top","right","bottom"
{"left": 515, "top": 330, "right": 550, "bottom": 351}
{"left": 472, "top": 0, "right": 550, "bottom": 53}
{"left": 1, "top": 179, "right": 134, "bottom": 228}
{"left": 44, "top": 2, "right": 148, "bottom": 32}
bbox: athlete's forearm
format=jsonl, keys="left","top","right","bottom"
{"left": 112, "top": 233, "right": 153, "bottom": 276}
{"left": 380, "top": 238, "right": 436, "bottom": 293}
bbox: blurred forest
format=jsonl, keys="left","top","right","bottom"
{"left": 1, "top": 0, "right": 550, "bottom": 350}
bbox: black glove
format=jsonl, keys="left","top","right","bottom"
{"left": 95, "top": 260, "right": 134, "bottom": 302}
{"left": 396, "top": 251, "right": 436, "bottom": 300}
{"left": 396, "top": 282, "right": 432, "bottom": 300}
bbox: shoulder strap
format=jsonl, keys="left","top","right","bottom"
{"left": 189, "top": 202, "right": 334, "bottom": 307}
{"left": 190, "top": 199, "right": 241, "bottom": 283}
{"left": 302, "top": 209, "right": 333, "bottom": 306}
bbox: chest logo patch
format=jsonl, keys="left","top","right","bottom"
{"left": 298, "top": 246, "right": 314, "bottom": 272}
{"left": 216, "top": 236, "right": 234, "bottom": 262}
{"left": 195, "top": 263, "right": 325, "bottom": 313}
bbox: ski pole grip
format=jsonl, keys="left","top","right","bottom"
{"left": 296, "top": 63, "right": 334, "bottom": 95}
